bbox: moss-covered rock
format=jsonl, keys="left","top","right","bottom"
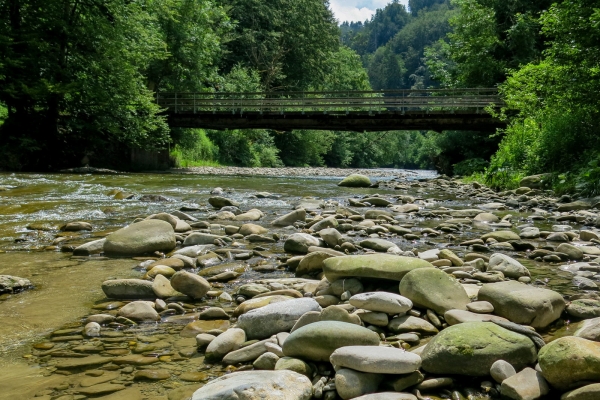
{"left": 421, "top": 322, "right": 537, "bottom": 376}
{"left": 338, "top": 174, "right": 371, "bottom": 188}
{"left": 322, "top": 254, "right": 432, "bottom": 282}
{"left": 399, "top": 268, "right": 470, "bottom": 315}
{"left": 538, "top": 337, "right": 600, "bottom": 391}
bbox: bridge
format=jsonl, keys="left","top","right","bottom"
{"left": 156, "top": 88, "right": 505, "bottom": 132}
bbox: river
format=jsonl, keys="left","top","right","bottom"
{"left": 0, "top": 170, "right": 582, "bottom": 399}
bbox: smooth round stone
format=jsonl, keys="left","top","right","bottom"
{"left": 490, "top": 359, "right": 517, "bottom": 383}
{"left": 274, "top": 357, "right": 312, "bottom": 377}
{"left": 134, "top": 370, "right": 170, "bottom": 380}
{"left": 467, "top": 301, "right": 494, "bottom": 314}
{"left": 338, "top": 174, "right": 371, "bottom": 187}
{"left": 488, "top": 253, "right": 530, "bottom": 279}
{"left": 84, "top": 322, "right": 101, "bottom": 337}
{"left": 388, "top": 315, "right": 438, "bottom": 335}
{"left": 330, "top": 345, "right": 421, "bottom": 374}
{"left": 170, "top": 270, "right": 211, "bottom": 299}
{"left": 146, "top": 265, "right": 176, "bottom": 278}
{"left": 350, "top": 292, "right": 413, "bottom": 315}
{"left": 283, "top": 321, "right": 380, "bottom": 362}
{"left": 104, "top": 219, "right": 176, "bottom": 256}
{"left": 190, "top": 370, "right": 313, "bottom": 400}
{"left": 117, "top": 301, "right": 159, "bottom": 322}
{"left": 205, "top": 328, "right": 246, "bottom": 362}
{"left": 335, "top": 368, "right": 382, "bottom": 400}
{"left": 101, "top": 279, "right": 155, "bottom": 299}
{"left": 567, "top": 299, "right": 600, "bottom": 319}
{"left": 355, "top": 310, "right": 389, "bottom": 326}
{"left": 323, "top": 254, "right": 432, "bottom": 282}
{"left": 562, "top": 383, "right": 600, "bottom": 400}
{"left": 253, "top": 352, "right": 279, "bottom": 370}
{"left": 500, "top": 367, "right": 549, "bottom": 400}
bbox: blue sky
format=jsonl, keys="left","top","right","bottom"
{"left": 330, "top": 0, "right": 409, "bottom": 23}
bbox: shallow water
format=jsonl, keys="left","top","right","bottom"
{"left": 0, "top": 170, "right": 589, "bottom": 399}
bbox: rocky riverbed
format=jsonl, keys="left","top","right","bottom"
{"left": 2, "top": 171, "right": 600, "bottom": 400}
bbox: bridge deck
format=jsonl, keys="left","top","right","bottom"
{"left": 157, "top": 89, "right": 505, "bottom": 132}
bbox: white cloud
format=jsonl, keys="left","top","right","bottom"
{"left": 330, "top": 0, "right": 409, "bottom": 23}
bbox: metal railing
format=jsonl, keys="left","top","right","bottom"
{"left": 156, "top": 88, "right": 502, "bottom": 115}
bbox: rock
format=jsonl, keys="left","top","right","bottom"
{"left": 467, "top": 301, "right": 494, "bottom": 314}
{"left": 399, "top": 268, "right": 470, "bottom": 315}
{"left": 77, "top": 384, "right": 126, "bottom": 396}
{"left": 134, "top": 370, "right": 171, "bottom": 380}
{"left": 101, "top": 279, "right": 155, "bottom": 299}
{"left": 568, "top": 299, "right": 600, "bottom": 319}
{"left": 84, "top": 322, "right": 101, "bottom": 337}
{"left": 360, "top": 238, "right": 399, "bottom": 252}
{"left": 438, "top": 249, "right": 464, "bottom": 266}
{"left": 355, "top": 309, "right": 388, "bottom": 326}
{"left": 146, "top": 212, "right": 178, "bottom": 229}
{"left": 573, "top": 276, "right": 598, "bottom": 290}
{"left": 284, "top": 233, "right": 322, "bottom": 254}
{"left": 520, "top": 174, "right": 551, "bottom": 189}
{"left": 237, "top": 298, "right": 321, "bottom": 339}
{"left": 62, "top": 221, "right": 93, "bottom": 231}
{"left": 323, "top": 254, "right": 432, "bottom": 282}
{"left": 319, "top": 228, "right": 343, "bottom": 248}
{"left": 580, "top": 230, "right": 600, "bottom": 241}
{"left": 335, "top": 368, "right": 382, "bottom": 399}
{"left": 272, "top": 209, "right": 306, "bottom": 227}
{"left": 180, "top": 320, "right": 230, "bottom": 338}
{"left": 311, "top": 216, "right": 339, "bottom": 232}
{"left": 239, "top": 224, "right": 268, "bottom": 236}
{"left": 500, "top": 367, "right": 549, "bottom": 400}
{"left": 330, "top": 345, "right": 421, "bottom": 374}
{"left": 557, "top": 201, "right": 591, "bottom": 212}
{"left": 352, "top": 393, "right": 417, "bottom": 400}
{"left": 477, "top": 281, "right": 566, "bottom": 329}
{"left": 183, "top": 233, "right": 226, "bottom": 246}
{"left": 234, "top": 209, "right": 264, "bottom": 221}
{"left": 349, "top": 292, "right": 413, "bottom": 315}
{"left": 73, "top": 238, "right": 106, "bottom": 256}
{"left": 388, "top": 315, "right": 439, "bottom": 335}
{"left": 274, "top": 357, "right": 312, "bottom": 377}
{"left": 474, "top": 213, "right": 500, "bottom": 223}
{"left": 238, "top": 284, "right": 270, "bottom": 298}
{"left": 421, "top": 322, "right": 537, "bottom": 376}
{"left": 338, "top": 174, "right": 372, "bottom": 188}
{"left": 196, "top": 333, "right": 216, "bottom": 348}
{"left": 481, "top": 231, "right": 520, "bottom": 242}
{"left": 556, "top": 243, "right": 584, "bottom": 260}
{"left": 205, "top": 328, "right": 246, "bottom": 362}
{"left": 152, "top": 274, "right": 181, "bottom": 298}
{"left": 296, "top": 251, "right": 334, "bottom": 275}
{"left": 444, "top": 309, "right": 508, "bottom": 325}
{"left": 538, "top": 337, "right": 600, "bottom": 390}
{"left": 490, "top": 359, "right": 517, "bottom": 383}
{"left": 547, "top": 232, "right": 569, "bottom": 242}
{"left": 104, "top": 220, "right": 176, "bottom": 256}
{"left": 117, "top": 301, "right": 160, "bottom": 322}
{"left": 488, "top": 253, "right": 531, "bottom": 279}
{"left": 253, "top": 352, "right": 279, "bottom": 370}
{"left": 0, "top": 275, "right": 32, "bottom": 293}
{"left": 575, "top": 317, "right": 600, "bottom": 340}
{"left": 190, "top": 370, "right": 312, "bottom": 400}
{"left": 520, "top": 227, "right": 541, "bottom": 239}
{"left": 233, "top": 295, "right": 294, "bottom": 317}
{"left": 222, "top": 339, "right": 272, "bottom": 364}
{"left": 170, "top": 271, "right": 210, "bottom": 299}
{"left": 562, "top": 383, "right": 600, "bottom": 400}
{"left": 208, "top": 196, "right": 239, "bottom": 209}
{"left": 200, "top": 307, "right": 230, "bottom": 320}
{"left": 283, "top": 321, "right": 380, "bottom": 362}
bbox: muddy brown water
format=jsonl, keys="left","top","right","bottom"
{"left": 0, "top": 171, "right": 582, "bottom": 399}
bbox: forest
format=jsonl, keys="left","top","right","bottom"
{"left": 0, "top": 0, "right": 598, "bottom": 193}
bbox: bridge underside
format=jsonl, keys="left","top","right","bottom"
{"left": 166, "top": 111, "right": 506, "bottom": 132}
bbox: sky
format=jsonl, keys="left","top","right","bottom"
{"left": 329, "top": 0, "right": 409, "bottom": 23}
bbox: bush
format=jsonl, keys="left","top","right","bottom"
{"left": 453, "top": 158, "right": 489, "bottom": 176}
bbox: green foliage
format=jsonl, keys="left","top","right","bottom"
{"left": 0, "top": 104, "right": 6, "bottom": 126}
{"left": 222, "top": 0, "right": 339, "bottom": 90}
{"left": 208, "top": 129, "right": 282, "bottom": 167}
{"left": 453, "top": 158, "right": 488, "bottom": 176}
{"left": 170, "top": 129, "right": 219, "bottom": 167}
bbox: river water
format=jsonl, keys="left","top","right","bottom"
{"left": 0, "top": 171, "right": 578, "bottom": 399}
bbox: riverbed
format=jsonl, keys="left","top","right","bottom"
{"left": 0, "top": 169, "right": 594, "bottom": 399}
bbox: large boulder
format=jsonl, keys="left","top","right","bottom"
{"left": 101, "top": 279, "right": 155, "bottom": 299}
{"left": 421, "top": 322, "right": 537, "bottom": 376}
{"left": 338, "top": 174, "right": 371, "bottom": 188}
{"left": 322, "top": 254, "right": 432, "bottom": 282}
{"left": 272, "top": 209, "right": 306, "bottom": 227}
{"left": 190, "top": 370, "right": 312, "bottom": 400}
{"left": 399, "top": 268, "right": 470, "bottom": 315}
{"left": 538, "top": 336, "right": 600, "bottom": 390}
{"left": 520, "top": 174, "right": 551, "bottom": 189}
{"left": 488, "top": 254, "right": 531, "bottom": 279}
{"left": 283, "top": 321, "right": 380, "bottom": 362}
{"left": 477, "top": 281, "right": 566, "bottom": 329}
{"left": 237, "top": 298, "right": 321, "bottom": 339}
{"left": 104, "top": 220, "right": 176, "bottom": 256}
{"left": 284, "top": 233, "right": 322, "bottom": 254}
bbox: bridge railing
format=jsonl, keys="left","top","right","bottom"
{"left": 156, "top": 88, "right": 502, "bottom": 114}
